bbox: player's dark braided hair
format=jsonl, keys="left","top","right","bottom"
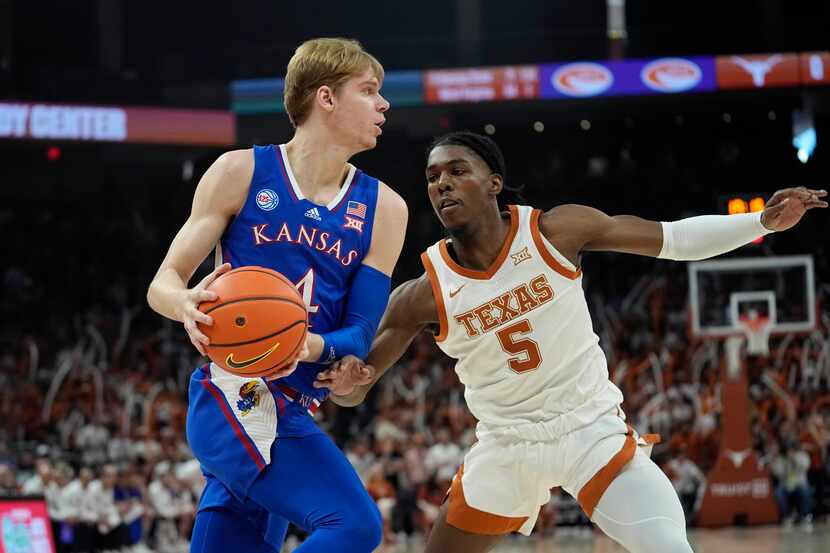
{"left": 426, "top": 131, "right": 525, "bottom": 211}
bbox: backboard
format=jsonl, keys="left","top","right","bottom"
{"left": 688, "top": 255, "right": 815, "bottom": 338}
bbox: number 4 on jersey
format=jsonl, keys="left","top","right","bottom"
{"left": 294, "top": 268, "right": 319, "bottom": 314}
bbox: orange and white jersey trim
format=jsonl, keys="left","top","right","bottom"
{"left": 421, "top": 205, "right": 623, "bottom": 430}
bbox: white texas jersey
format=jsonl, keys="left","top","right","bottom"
{"left": 421, "top": 205, "right": 623, "bottom": 429}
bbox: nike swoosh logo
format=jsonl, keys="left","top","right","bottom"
{"left": 226, "top": 342, "right": 280, "bottom": 369}
{"left": 449, "top": 284, "right": 465, "bottom": 298}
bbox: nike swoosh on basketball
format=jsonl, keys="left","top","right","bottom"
{"left": 226, "top": 342, "right": 281, "bottom": 369}
{"left": 449, "top": 285, "right": 465, "bottom": 298}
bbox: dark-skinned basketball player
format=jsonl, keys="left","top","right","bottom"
{"left": 316, "top": 131, "right": 826, "bottom": 553}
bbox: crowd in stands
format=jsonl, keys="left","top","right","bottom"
{"left": 2, "top": 197, "right": 829, "bottom": 551}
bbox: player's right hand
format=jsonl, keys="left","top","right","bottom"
{"left": 265, "top": 333, "right": 310, "bottom": 381}
{"left": 313, "top": 355, "right": 375, "bottom": 396}
{"left": 760, "top": 186, "right": 827, "bottom": 232}
{"left": 181, "top": 263, "right": 231, "bottom": 355}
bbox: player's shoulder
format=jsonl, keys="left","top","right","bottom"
{"left": 390, "top": 272, "right": 437, "bottom": 325}
{"left": 537, "top": 203, "right": 606, "bottom": 231}
{"left": 194, "top": 149, "right": 254, "bottom": 215}
{"left": 214, "top": 148, "right": 254, "bottom": 180}
{"left": 410, "top": 271, "right": 434, "bottom": 296}
{"left": 531, "top": 204, "right": 609, "bottom": 260}
{"left": 396, "top": 272, "right": 433, "bottom": 299}
{"left": 541, "top": 203, "right": 601, "bottom": 219}
{"left": 375, "top": 180, "right": 408, "bottom": 221}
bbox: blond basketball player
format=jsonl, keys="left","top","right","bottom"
{"left": 148, "top": 39, "right": 407, "bottom": 553}
{"left": 316, "top": 131, "right": 827, "bottom": 553}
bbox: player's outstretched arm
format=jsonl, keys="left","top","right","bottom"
{"left": 320, "top": 274, "right": 437, "bottom": 407}
{"left": 541, "top": 186, "right": 827, "bottom": 262}
{"left": 146, "top": 150, "right": 252, "bottom": 354}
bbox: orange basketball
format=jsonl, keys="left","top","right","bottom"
{"left": 197, "top": 266, "right": 308, "bottom": 377}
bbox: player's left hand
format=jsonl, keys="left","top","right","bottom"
{"left": 313, "top": 354, "right": 375, "bottom": 396}
{"left": 761, "top": 186, "right": 827, "bottom": 232}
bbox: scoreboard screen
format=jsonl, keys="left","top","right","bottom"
{"left": 0, "top": 498, "right": 56, "bottom": 553}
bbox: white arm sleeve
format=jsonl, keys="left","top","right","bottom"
{"left": 658, "top": 212, "right": 772, "bottom": 261}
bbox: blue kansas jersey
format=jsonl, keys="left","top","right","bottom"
{"left": 218, "top": 144, "right": 378, "bottom": 400}
{"left": 187, "top": 144, "right": 380, "bottom": 505}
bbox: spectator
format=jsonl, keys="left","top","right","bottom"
{"left": 0, "top": 464, "right": 20, "bottom": 496}
{"left": 148, "top": 461, "right": 195, "bottom": 553}
{"left": 21, "top": 457, "right": 51, "bottom": 496}
{"left": 75, "top": 417, "right": 111, "bottom": 467}
{"left": 175, "top": 458, "right": 206, "bottom": 502}
{"left": 373, "top": 405, "right": 408, "bottom": 443}
{"left": 375, "top": 438, "right": 405, "bottom": 490}
{"left": 665, "top": 445, "right": 706, "bottom": 523}
{"left": 47, "top": 463, "right": 75, "bottom": 553}
{"left": 64, "top": 467, "right": 96, "bottom": 553}
{"left": 403, "top": 432, "right": 429, "bottom": 490}
{"left": 774, "top": 440, "right": 814, "bottom": 528}
{"left": 108, "top": 424, "right": 134, "bottom": 465}
{"left": 131, "top": 426, "right": 163, "bottom": 463}
{"left": 424, "top": 428, "right": 462, "bottom": 482}
{"left": 366, "top": 463, "right": 398, "bottom": 545}
{"left": 88, "top": 464, "right": 125, "bottom": 549}
{"left": 760, "top": 439, "right": 785, "bottom": 485}
{"left": 415, "top": 476, "right": 446, "bottom": 536}
{"left": 115, "top": 464, "right": 147, "bottom": 550}
{"left": 801, "top": 413, "right": 829, "bottom": 517}
{"left": 346, "top": 437, "right": 376, "bottom": 485}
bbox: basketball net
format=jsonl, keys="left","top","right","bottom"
{"left": 738, "top": 314, "right": 771, "bottom": 356}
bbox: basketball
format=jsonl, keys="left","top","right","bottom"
{"left": 197, "top": 266, "right": 308, "bottom": 377}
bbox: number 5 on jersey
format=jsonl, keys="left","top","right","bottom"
{"left": 294, "top": 268, "right": 319, "bottom": 315}
{"left": 496, "top": 319, "right": 541, "bottom": 373}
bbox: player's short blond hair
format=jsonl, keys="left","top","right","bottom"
{"left": 284, "top": 38, "right": 384, "bottom": 128}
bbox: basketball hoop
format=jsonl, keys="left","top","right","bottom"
{"left": 738, "top": 313, "right": 771, "bottom": 356}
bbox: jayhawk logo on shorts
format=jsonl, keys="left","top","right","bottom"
{"left": 236, "top": 381, "right": 261, "bottom": 417}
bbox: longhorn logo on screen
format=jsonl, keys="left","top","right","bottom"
{"left": 731, "top": 55, "right": 784, "bottom": 87}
